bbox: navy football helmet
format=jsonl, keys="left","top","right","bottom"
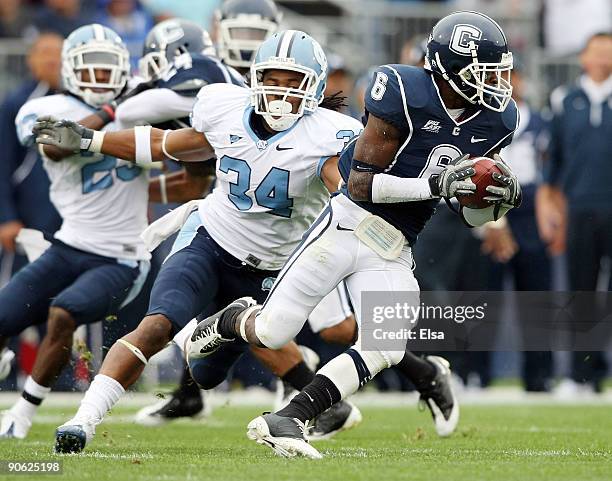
{"left": 425, "top": 11, "right": 513, "bottom": 112}
{"left": 139, "top": 19, "right": 215, "bottom": 81}
{"left": 216, "top": 0, "right": 282, "bottom": 70}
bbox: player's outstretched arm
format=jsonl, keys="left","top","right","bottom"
{"left": 33, "top": 117, "right": 214, "bottom": 165}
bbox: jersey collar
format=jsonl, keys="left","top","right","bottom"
{"left": 242, "top": 105, "right": 299, "bottom": 145}
{"left": 430, "top": 75, "right": 482, "bottom": 126}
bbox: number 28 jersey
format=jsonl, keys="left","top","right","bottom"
{"left": 192, "top": 84, "right": 363, "bottom": 270}
{"left": 16, "top": 94, "right": 150, "bottom": 260}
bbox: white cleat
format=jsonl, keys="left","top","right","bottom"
{"left": 54, "top": 419, "right": 96, "bottom": 453}
{"left": 419, "top": 356, "right": 460, "bottom": 437}
{"left": 0, "top": 348, "right": 15, "bottom": 381}
{"left": 247, "top": 413, "right": 322, "bottom": 459}
{"left": 0, "top": 410, "right": 32, "bottom": 439}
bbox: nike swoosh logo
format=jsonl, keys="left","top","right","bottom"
{"left": 275, "top": 145, "right": 293, "bottom": 151}
{"left": 471, "top": 136, "right": 487, "bottom": 143}
{"left": 336, "top": 223, "right": 353, "bottom": 231}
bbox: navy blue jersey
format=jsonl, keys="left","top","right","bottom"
{"left": 156, "top": 53, "right": 245, "bottom": 98}
{"left": 339, "top": 64, "right": 518, "bottom": 245}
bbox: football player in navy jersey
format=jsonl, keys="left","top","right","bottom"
{"left": 190, "top": 11, "right": 522, "bottom": 458}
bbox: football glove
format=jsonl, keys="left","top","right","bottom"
{"left": 483, "top": 154, "right": 522, "bottom": 208}
{"left": 33, "top": 116, "right": 95, "bottom": 153}
{"left": 95, "top": 80, "right": 157, "bottom": 124}
{"left": 429, "top": 153, "right": 476, "bottom": 199}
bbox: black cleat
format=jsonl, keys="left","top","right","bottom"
{"left": 54, "top": 424, "right": 90, "bottom": 453}
{"left": 308, "top": 400, "right": 362, "bottom": 441}
{"left": 134, "top": 389, "right": 206, "bottom": 426}
{"left": 187, "top": 297, "right": 256, "bottom": 359}
{"left": 247, "top": 413, "right": 322, "bottom": 459}
{"left": 418, "top": 355, "right": 459, "bottom": 437}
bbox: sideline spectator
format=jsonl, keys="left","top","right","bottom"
{"left": 0, "top": 33, "right": 64, "bottom": 389}
{"left": 0, "top": 0, "right": 30, "bottom": 38}
{"left": 537, "top": 32, "right": 612, "bottom": 394}
{"left": 485, "top": 66, "right": 553, "bottom": 391}
{"left": 0, "top": 32, "right": 64, "bottom": 284}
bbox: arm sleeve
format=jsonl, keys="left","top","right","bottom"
{"left": 364, "top": 66, "right": 410, "bottom": 132}
{"left": 115, "top": 88, "right": 197, "bottom": 128}
{"left": 0, "top": 98, "right": 23, "bottom": 223}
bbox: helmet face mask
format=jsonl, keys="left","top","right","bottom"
{"left": 139, "top": 19, "right": 216, "bottom": 82}
{"left": 457, "top": 50, "right": 513, "bottom": 111}
{"left": 249, "top": 31, "right": 328, "bottom": 132}
{"left": 215, "top": 0, "right": 281, "bottom": 70}
{"left": 251, "top": 61, "right": 320, "bottom": 131}
{"left": 425, "top": 11, "right": 514, "bottom": 112}
{"left": 218, "top": 17, "right": 279, "bottom": 69}
{"left": 62, "top": 25, "right": 130, "bottom": 108}
{"left": 138, "top": 51, "right": 167, "bottom": 82}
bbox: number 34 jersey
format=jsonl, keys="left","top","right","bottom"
{"left": 16, "top": 94, "right": 150, "bottom": 261}
{"left": 192, "top": 84, "right": 363, "bottom": 270}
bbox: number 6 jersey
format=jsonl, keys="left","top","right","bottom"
{"left": 16, "top": 94, "right": 150, "bottom": 261}
{"left": 191, "top": 83, "right": 363, "bottom": 270}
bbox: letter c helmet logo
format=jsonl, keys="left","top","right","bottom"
{"left": 449, "top": 24, "right": 483, "bottom": 56}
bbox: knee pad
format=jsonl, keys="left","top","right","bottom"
{"left": 254, "top": 308, "right": 299, "bottom": 350}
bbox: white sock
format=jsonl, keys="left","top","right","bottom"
{"left": 12, "top": 376, "right": 51, "bottom": 420}
{"left": 71, "top": 374, "right": 125, "bottom": 425}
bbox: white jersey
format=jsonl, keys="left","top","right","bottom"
{"left": 16, "top": 94, "right": 150, "bottom": 260}
{"left": 191, "top": 83, "right": 363, "bottom": 270}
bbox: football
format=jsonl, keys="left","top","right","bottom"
{"left": 457, "top": 157, "right": 505, "bottom": 209}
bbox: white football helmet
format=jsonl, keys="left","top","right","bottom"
{"left": 61, "top": 24, "right": 130, "bottom": 108}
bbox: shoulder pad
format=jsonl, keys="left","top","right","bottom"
{"left": 387, "top": 64, "right": 430, "bottom": 109}
{"left": 364, "top": 65, "right": 409, "bottom": 131}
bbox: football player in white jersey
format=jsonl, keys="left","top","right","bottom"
{"left": 112, "top": 19, "right": 358, "bottom": 429}
{"left": 35, "top": 30, "right": 366, "bottom": 453}
{"left": 0, "top": 24, "right": 151, "bottom": 440}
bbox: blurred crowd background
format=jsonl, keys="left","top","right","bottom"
{"left": 0, "top": 0, "right": 611, "bottom": 397}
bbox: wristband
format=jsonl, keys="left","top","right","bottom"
{"left": 94, "top": 104, "right": 115, "bottom": 124}
{"left": 88, "top": 130, "right": 106, "bottom": 153}
{"left": 134, "top": 125, "right": 153, "bottom": 166}
{"left": 80, "top": 130, "right": 105, "bottom": 153}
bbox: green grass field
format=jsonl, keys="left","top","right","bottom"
{"left": 0, "top": 404, "right": 610, "bottom": 481}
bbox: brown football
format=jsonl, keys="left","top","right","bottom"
{"left": 457, "top": 157, "right": 504, "bottom": 209}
